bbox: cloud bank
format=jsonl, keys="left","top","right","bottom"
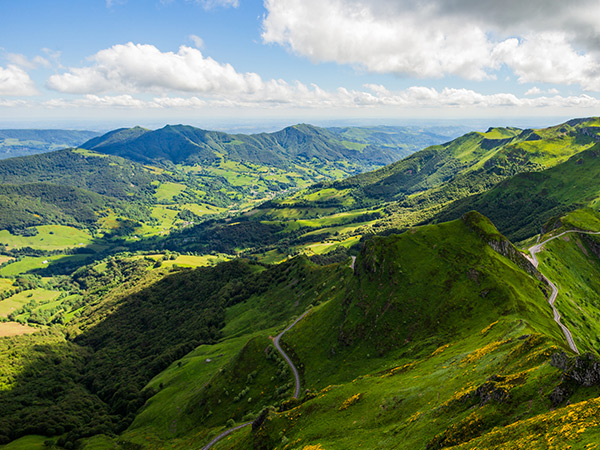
{"left": 261, "top": 0, "right": 600, "bottom": 90}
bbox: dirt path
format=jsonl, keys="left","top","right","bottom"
{"left": 527, "top": 230, "right": 600, "bottom": 354}
{"left": 201, "top": 309, "right": 311, "bottom": 449}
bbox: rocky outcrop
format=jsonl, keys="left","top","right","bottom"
{"left": 549, "top": 352, "right": 600, "bottom": 406}
{"left": 462, "top": 211, "right": 547, "bottom": 286}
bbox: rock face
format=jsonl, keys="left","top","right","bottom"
{"left": 549, "top": 351, "right": 600, "bottom": 406}
{"left": 461, "top": 211, "right": 548, "bottom": 287}
{"left": 567, "top": 353, "right": 600, "bottom": 386}
{"left": 472, "top": 377, "right": 510, "bottom": 406}
{"left": 549, "top": 385, "right": 571, "bottom": 407}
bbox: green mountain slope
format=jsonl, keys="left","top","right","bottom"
{"left": 122, "top": 213, "right": 600, "bottom": 449}
{"left": 0, "top": 183, "right": 146, "bottom": 234}
{"left": 0, "top": 129, "right": 100, "bottom": 159}
{"left": 80, "top": 123, "right": 446, "bottom": 171}
{"left": 0, "top": 149, "right": 157, "bottom": 201}
{"left": 168, "top": 117, "right": 600, "bottom": 261}
{"left": 433, "top": 143, "right": 600, "bottom": 241}
{"left": 2, "top": 212, "right": 600, "bottom": 449}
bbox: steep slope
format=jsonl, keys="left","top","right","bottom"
{"left": 304, "top": 117, "right": 599, "bottom": 209}
{"left": 3, "top": 213, "right": 600, "bottom": 449}
{"left": 433, "top": 143, "right": 600, "bottom": 241}
{"left": 122, "top": 213, "right": 600, "bottom": 450}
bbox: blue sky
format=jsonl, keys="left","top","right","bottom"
{"left": 1, "top": 0, "right": 600, "bottom": 130}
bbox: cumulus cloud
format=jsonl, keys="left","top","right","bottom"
{"left": 46, "top": 43, "right": 265, "bottom": 95}
{"left": 262, "top": 0, "right": 600, "bottom": 90}
{"left": 262, "top": 0, "right": 495, "bottom": 80}
{"left": 0, "top": 65, "right": 38, "bottom": 96}
{"left": 493, "top": 33, "right": 600, "bottom": 90}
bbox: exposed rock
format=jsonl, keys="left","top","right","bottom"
{"left": 550, "top": 351, "right": 570, "bottom": 371}
{"left": 549, "top": 385, "right": 571, "bottom": 407}
{"left": 549, "top": 352, "right": 600, "bottom": 406}
{"left": 567, "top": 353, "right": 600, "bottom": 387}
{"left": 473, "top": 380, "right": 509, "bottom": 406}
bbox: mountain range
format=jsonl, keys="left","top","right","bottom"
{"left": 0, "top": 118, "right": 600, "bottom": 449}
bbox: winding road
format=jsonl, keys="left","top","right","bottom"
{"left": 273, "top": 309, "right": 311, "bottom": 398}
{"left": 527, "top": 229, "right": 600, "bottom": 354}
{"left": 200, "top": 309, "right": 311, "bottom": 449}
{"left": 200, "top": 422, "right": 253, "bottom": 450}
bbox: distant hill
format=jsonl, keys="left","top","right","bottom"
{"left": 165, "top": 117, "right": 600, "bottom": 257}
{"left": 0, "top": 148, "right": 157, "bottom": 201}
{"left": 80, "top": 123, "right": 451, "bottom": 172}
{"left": 0, "top": 129, "right": 100, "bottom": 159}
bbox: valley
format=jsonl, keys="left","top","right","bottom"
{"left": 1, "top": 118, "right": 600, "bottom": 450}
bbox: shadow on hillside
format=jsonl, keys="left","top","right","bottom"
{"left": 0, "top": 259, "right": 259, "bottom": 447}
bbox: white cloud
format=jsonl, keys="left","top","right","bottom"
{"left": 525, "top": 87, "right": 542, "bottom": 96}
{"left": 262, "top": 0, "right": 600, "bottom": 90}
{"left": 6, "top": 53, "right": 50, "bottom": 69}
{"left": 33, "top": 85, "right": 600, "bottom": 112}
{"left": 0, "top": 98, "right": 29, "bottom": 107}
{"left": 493, "top": 33, "right": 600, "bottom": 90}
{"left": 189, "top": 34, "right": 204, "bottom": 49}
{"left": 44, "top": 94, "right": 153, "bottom": 109}
{"left": 262, "top": 0, "right": 495, "bottom": 80}
{"left": 46, "top": 43, "right": 265, "bottom": 95}
{"left": 525, "top": 86, "right": 561, "bottom": 96}
{"left": 0, "top": 65, "right": 38, "bottom": 96}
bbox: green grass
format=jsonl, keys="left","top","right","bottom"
{"left": 120, "top": 216, "right": 584, "bottom": 449}
{"left": 0, "top": 255, "right": 87, "bottom": 277}
{"left": 0, "top": 225, "right": 92, "bottom": 251}
{"left": 283, "top": 217, "right": 564, "bottom": 391}
{"left": 154, "top": 182, "right": 186, "bottom": 202}
{"left": 135, "top": 254, "right": 229, "bottom": 269}
{"left": 0, "top": 288, "right": 60, "bottom": 317}
{"left": 121, "top": 334, "right": 258, "bottom": 448}
{"left": 0, "top": 435, "right": 53, "bottom": 450}
{"left": 535, "top": 231, "right": 600, "bottom": 354}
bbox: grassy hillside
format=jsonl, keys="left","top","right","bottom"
{"left": 433, "top": 143, "right": 600, "bottom": 241}
{"left": 1, "top": 213, "right": 600, "bottom": 449}
{"left": 119, "top": 213, "right": 600, "bottom": 450}
{"left": 164, "top": 117, "right": 600, "bottom": 261}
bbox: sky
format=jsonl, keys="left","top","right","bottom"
{"left": 1, "top": 0, "right": 600, "bottom": 130}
